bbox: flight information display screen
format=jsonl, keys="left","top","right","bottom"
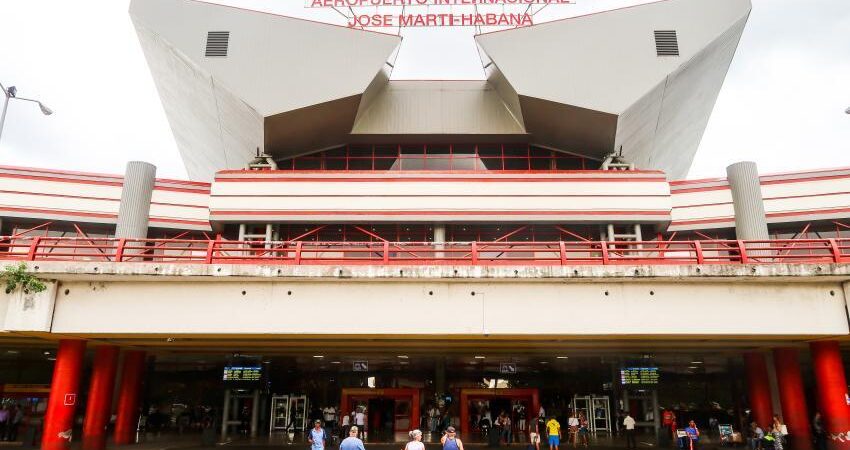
{"left": 620, "top": 367, "right": 659, "bottom": 385}
{"left": 223, "top": 366, "right": 262, "bottom": 382}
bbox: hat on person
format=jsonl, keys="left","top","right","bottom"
{"left": 446, "top": 426, "right": 456, "bottom": 433}
{"left": 315, "top": 420, "right": 322, "bottom": 424}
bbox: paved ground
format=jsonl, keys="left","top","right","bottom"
{"left": 60, "top": 434, "right": 735, "bottom": 450}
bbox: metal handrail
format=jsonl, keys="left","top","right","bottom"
{"left": 0, "top": 236, "right": 845, "bottom": 266}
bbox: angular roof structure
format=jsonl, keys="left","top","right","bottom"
{"left": 131, "top": 0, "right": 750, "bottom": 180}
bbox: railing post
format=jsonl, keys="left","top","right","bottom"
{"left": 737, "top": 240, "right": 749, "bottom": 264}
{"left": 828, "top": 238, "right": 842, "bottom": 263}
{"left": 559, "top": 241, "right": 567, "bottom": 265}
{"left": 115, "top": 238, "right": 126, "bottom": 263}
{"left": 383, "top": 242, "right": 390, "bottom": 264}
{"left": 294, "top": 241, "right": 303, "bottom": 265}
{"left": 27, "top": 237, "right": 41, "bottom": 261}
{"left": 600, "top": 241, "right": 610, "bottom": 265}
{"left": 204, "top": 239, "right": 216, "bottom": 264}
{"left": 471, "top": 242, "right": 479, "bottom": 265}
{"left": 693, "top": 241, "right": 704, "bottom": 264}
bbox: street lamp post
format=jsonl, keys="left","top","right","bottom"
{"left": 0, "top": 82, "right": 53, "bottom": 143}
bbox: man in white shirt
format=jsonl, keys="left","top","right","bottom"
{"left": 354, "top": 409, "right": 366, "bottom": 437}
{"left": 623, "top": 413, "right": 637, "bottom": 450}
{"left": 323, "top": 406, "right": 337, "bottom": 436}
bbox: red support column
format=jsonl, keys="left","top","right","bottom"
{"left": 82, "top": 346, "right": 120, "bottom": 450}
{"left": 773, "top": 348, "right": 812, "bottom": 450}
{"left": 42, "top": 339, "right": 87, "bottom": 450}
{"left": 744, "top": 352, "right": 774, "bottom": 429}
{"left": 811, "top": 341, "right": 850, "bottom": 449}
{"left": 114, "top": 351, "right": 146, "bottom": 445}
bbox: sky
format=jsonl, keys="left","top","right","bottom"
{"left": 0, "top": 0, "right": 848, "bottom": 181}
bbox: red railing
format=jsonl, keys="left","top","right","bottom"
{"left": 0, "top": 237, "right": 848, "bottom": 266}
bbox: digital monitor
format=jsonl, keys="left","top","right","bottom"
{"left": 620, "top": 367, "right": 659, "bottom": 385}
{"left": 223, "top": 365, "right": 262, "bottom": 382}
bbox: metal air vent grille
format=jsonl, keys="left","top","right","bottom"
{"left": 654, "top": 30, "right": 679, "bottom": 56}
{"left": 205, "top": 31, "right": 230, "bottom": 57}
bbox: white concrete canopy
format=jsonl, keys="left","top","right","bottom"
{"left": 132, "top": 0, "right": 749, "bottom": 180}
{"left": 476, "top": 0, "right": 751, "bottom": 178}
{"left": 130, "top": 0, "right": 402, "bottom": 180}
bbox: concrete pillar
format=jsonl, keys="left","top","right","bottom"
{"left": 726, "top": 162, "right": 769, "bottom": 240}
{"left": 435, "top": 357, "right": 446, "bottom": 395}
{"left": 115, "top": 161, "right": 156, "bottom": 239}
{"left": 42, "top": 340, "right": 87, "bottom": 450}
{"left": 773, "top": 348, "right": 812, "bottom": 450}
{"left": 250, "top": 389, "right": 260, "bottom": 438}
{"left": 764, "top": 351, "right": 783, "bottom": 423}
{"left": 811, "top": 341, "right": 850, "bottom": 449}
{"left": 434, "top": 224, "right": 446, "bottom": 259}
{"left": 744, "top": 352, "right": 773, "bottom": 429}
{"left": 222, "top": 390, "right": 231, "bottom": 441}
{"left": 82, "top": 346, "right": 120, "bottom": 450}
{"left": 114, "top": 351, "right": 147, "bottom": 445}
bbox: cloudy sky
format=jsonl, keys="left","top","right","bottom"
{"left": 0, "top": 0, "right": 848, "bottom": 180}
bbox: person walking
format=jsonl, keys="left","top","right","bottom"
{"left": 769, "top": 419, "right": 784, "bottom": 450}
{"left": 341, "top": 410, "right": 351, "bottom": 438}
{"left": 442, "top": 426, "right": 465, "bottom": 450}
{"left": 8, "top": 405, "right": 22, "bottom": 442}
{"left": 340, "top": 426, "right": 366, "bottom": 450}
{"left": 354, "top": 408, "right": 366, "bottom": 438}
{"left": 578, "top": 413, "right": 589, "bottom": 448}
{"left": 499, "top": 411, "right": 513, "bottom": 445}
{"left": 406, "top": 429, "right": 425, "bottom": 450}
{"left": 813, "top": 413, "right": 827, "bottom": 450}
{"left": 567, "top": 412, "right": 579, "bottom": 448}
{"left": 748, "top": 422, "right": 764, "bottom": 450}
{"left": 685, "top": 420, "right": 700, "bottom": 450}
{"left": 623, "top": 412, "right": 637, "bottom": 450}
{"left": 528, "top": 428, "right": 541, "bottom": 450}
{"left": 308, "top": 420, "right": 328, "bottom": 450}
{"left": 546, "top": 416, "right": 562, "bottom": 450}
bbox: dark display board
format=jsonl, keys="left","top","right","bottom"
{"left": 620, "top": 367, "right": 659, "bottom": 385}
{"left": 223, "top": 366, "right": 262, "bottom": 382}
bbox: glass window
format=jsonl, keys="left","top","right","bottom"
{"left": 348, "top": 145, "right": 372, "bottom": 157}
{"left": 294, "top": 159, "right": 321, "bottom": 170}
{"left": 503, "top": 158, "right": 529, "bottom": 170}
{"left": 477, "top": 144, "right": 501, "bottom": 157}
{"left": 425, "top": 158, "right": 452, "bottom": 170}
{"left": 374, "top": 145, "right": 398, "bottom": 157}
{"left": 480, "top": 158, "right": 503, "bottom": 170}
{"left": 324, "top": 159, "right": 346, "bottom": 170}
{"left": 347, "top": 159, "right": 372, "bottom": 170}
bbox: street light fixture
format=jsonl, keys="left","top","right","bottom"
{"left": 0, "top": 82, "right": 53, "bottom": 143}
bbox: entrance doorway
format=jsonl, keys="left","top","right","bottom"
{"left": 341, "top": 388, "right": 420, "bottom": 441}
{"left": 460, "top": 388, "right": 540, "bottom": 437}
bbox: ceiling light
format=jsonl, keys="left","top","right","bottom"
{"left": 688, "top": 366, "right": 699, "bottom": 369}
{"left": 47, "top": 357, "right": 56, "bottom": 361}
{"left": 6, "top": 350, "right": 20, "bottom": 354}
{"left": 556, "top": 356, "right": 568, "bottom": 359}
{"left": 397, "top": 355, "right": 409, "bottom": 359}
{"left": 43, "top": 351, "right": 51, "bottom": 356}
{"left": 474, "top": 355, "right": 486, "bottom": 359}
{"left": 540, "top": 361, "right": 549, "bottom": 364}
{"left": 312, "top": 355, "right": 324, "bottom": 359}
{"left": 331, "top": 361, "right": 342, "bottom": 364}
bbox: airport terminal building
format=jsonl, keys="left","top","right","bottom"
{"left": 3, "top": 0, "right": 850, "bottom": 449}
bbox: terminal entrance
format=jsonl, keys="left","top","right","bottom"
{"left": 341, "top": 388, "right": 420, "bottom": 441}
{"left": 1, "top": 343, "right": 826, "bottom": 447}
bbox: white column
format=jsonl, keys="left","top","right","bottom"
{"left": 115, "top": 161, "right": 156, "bottom": 239}
{"left": 726, "top": 161, "right": 769, "bottom": 240}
